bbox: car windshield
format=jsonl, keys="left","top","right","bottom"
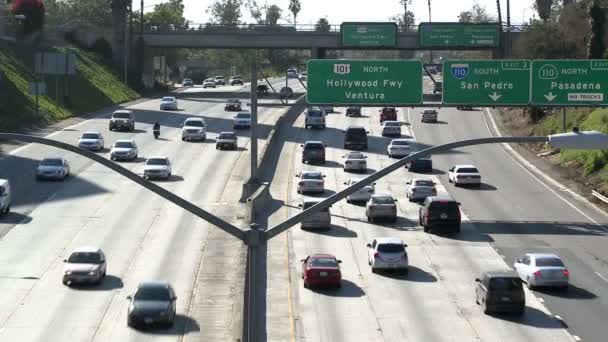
{"left": 535, "top": 257, "right": 565, "bottom": 267}
{"left": 236, "top": 113, "right": 250, "bottom": 119}
{"left": 305, "top": 143, "right": 324, "bottom": 150}
{"left": 67, "top": 252, "right": 101, "bottom": 264}
{"left": 308, "top": 110, "right": 322, "bottom": 117}
{"left": 429, "top": 201, "right": 460, "bottom": 213}
{"left": 232, "top": 75, "right": 242, "bottom": 78}
{"left": 414, "top": 180, "right": 434, "bottom": 187}
{"left": 458, "top": 167, "right": 479, "bottom": 173}
{"left": 162, "top": 97, "right": 174, "bottom": 102}
{"left": 81, "top": 133, "right": 100, "bottom": 139}
{"left": 347, "top": 129, "right": 366, "bottom": 137}
{"left": 40, "top": 159, "right": 63, "bottom": 166}
{"left": 113, "top": 112, "right": 131, "bottom": 119}
{"left": 488, "top": 277, "right": 522, "bottom": 291}
{"left": 227, "top": 99, "right": 240, "bottom": 103}
{"left": 219, "top": 133, "right": 236, "bottom": 139}
{"left": 392, "top": 140, "right": 411, "bottom": 146}
{"left": 377, "top": 243, "right": 405, "bottom": 253}
{"left": 185, "top": 120, "right": 204, "bottom": 127}
{"left": 134, "top": 286, "right": 170, "bottom": 301}
{"left": 309, "top": 258, "right": 338, "bottom": 267}
{"left": 423, "top": 110, "right": 437, "bottom": 114}
{"left": 372, "top": 196, "right": 394, "bottom": 204}
{"left": 115, "top": 142, "right": 133, "bottom": 148}
{"left": 146, "top": 158, "right": 168, "bottom": 166}
{"left": 301, "top": 173, "right": 322, "bottom": 180}
{"left": 385, "top": 122, "right": 400, "bottom": 127}
{"left": 347, "top": 152, "right": 365, "bottom": 159}
{"left": 383, "top": 107, "right": 395, "bottom": 112}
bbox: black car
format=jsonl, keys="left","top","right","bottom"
{"left": 344, "top": 126, "right": 368, "bottom": 150}
{"left": 419, "top": 196, "right": 461, "bottom": 234}
{"left": 407, "top": 156, "right": 433, "bottom": 172}
{"left": 475, "top": 271, "right": 525, "bottom": 315}
{"left": 301, "top": 141, "right": 326, "bottom": 164}
{"left": 225, "top": 98, "right": 242, "bottom": 111}
{"left": 127, "top": 281, "right": 177, "bottom": 328}
{"left": 257, "top": 84, "right": 269, "bottom": 97}
{"left": 346, "top": 106, "right": 362, "bottom": 117}
{"left": 433, "top": 81, "right": 443, "bottom": 94}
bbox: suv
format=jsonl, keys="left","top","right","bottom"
{"left": 421, "top": 109, "right": 438, "bottom": 123}
{"left": 182, "top": 78, "right": 193, "bottom": 87}
{"left": 433, "top": 81, "right": 443, "bottom": 94}
{"left": 181, "top": 117, "right": 207, "bottom": 141}
{"left": 305, "top": 107, "right": 326, "bottom": 129}
{"left": 367, "top": 237, "right": 408, "bottom": 273}
{"left": 344, "top": 126, "right": 368, "bottom": 150}
{"left": 346, "top": 106, "right": 361, "bottom": 117}
{"left": 379, "top": 107, "right": 397, "bottom": 123}
{"left": 301, "top": 141, "right": 326, "bottom": 164}
{"left": 299, "top": 199, "right": 331, "bottom": 229}
{"left": 109, "top": 110, "right": 135, "bottom": 131}
{"left": 419, "top": 196, "right": 461, "bottom": 234}
{"left": 214, "top": 76, "right": 225, "bottom": 85}
{"left": 407, "top": 156, "right": 433, "bottom": 173}
{"left": 229, "top": 75, "right": 243, "bottom": 85}
{"left": 475, "top": 271, "right": 525, "bottom": 315}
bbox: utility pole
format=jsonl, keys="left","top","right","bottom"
{"left": 249, "top": 62, "right": 259, "bottom": 183}
{"left": 428, "top": 0, "right": 433, "bottom": 63}
{"left": 139, "top": 0, "right": 144, "bottom": 79}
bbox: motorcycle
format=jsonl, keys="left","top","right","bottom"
{"left": 153, "top": 127, "right": 160, "bottom": 139}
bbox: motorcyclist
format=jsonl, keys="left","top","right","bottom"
{"left": 153, "top": 121, "right": 160, "bottom": 132}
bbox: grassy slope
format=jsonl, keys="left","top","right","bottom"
{"left": 0, "top": 40, "right": 139, "bottom": 130}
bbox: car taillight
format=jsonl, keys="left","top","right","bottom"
{"left": 374, "top": 252, "right": 382, "bottom": 260}
{"left": 299, "top": 182, "right": 305, "bottom": 186}
{"left": 424, "top": 212, "right": 430, "bottom": 220}
{"left": 533, "top": 270, "right": 542, "bottom": 277}
{"left": 563, "top": 269, "right": 570, "bottom": 277}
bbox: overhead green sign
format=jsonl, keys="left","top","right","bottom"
{"left": 531, "top": 60, "right": 608, "bottom": 106}
{"left": 341, "top": 22, "right": 397, "bottom": 47}
{"left": 419, "top": 23, "right": 500, "bottom": 48}
{"left": 307, "top": 59, "right": 422, "bottom": 105}
{"left": 443, "top": 60, "right": 531, "bottom": 105}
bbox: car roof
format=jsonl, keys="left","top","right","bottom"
{"left": 412, "top": 178, "right": 434, "bottom": 183}
{"left": 427, "top": 195, "right": 456, "bottom": 202}
{"left": 346, "top": 125, "right": 366, "bottom": 130}
{"left": 113, "top": 109, "right": 132, "bottom": 114}
{"left": 483, "top": 270, "right": 519, "bottom": 278}
{"left": 147, "top": 156, "right": 169, "bottom": 160}
{"left": 310, "top": 253, "right": 336, "bottom": 259}
{"left": 115, "top": 139, "right": 135, "bottom": 143}
{"left": 220, "top": 131, "right": 236, "bottom": 135}
{"left": 137, "top": 280, "right": 171, "bottom": 288}
{"left": 391, "top": 138, "right": 414, "bottom": 143}
{"left": 0, "top": 179, "right": 8, "bottom": 186}
{"left": 375, "top": 237, "right": 404, "bottom": 245}
{"left": 304, "top": 140, "right": 323, "bottom": 144}
{"left": 71, "top": 246, "right": 102, "bottom": 253}
{"left": 185, "top": 117, "right": 204, "bottom": 121}
{"left": 301, "top": 170, "right": 322, "bottom": 175}
{"left": 527, "top": 253, "right": 562, "bottom": 259}
{"left": 454, "top": 164, "right": 477, "bottom": 168}
{"left": 41, "top": 157, "right": 64, "bottom": 161}
{"left": 372, "top": 193, "right": 393, "bottom": 198}
{"left": 302, "top": 198, "right": 322, "bottom": 204}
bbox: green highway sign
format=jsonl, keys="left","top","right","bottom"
{"left": 341, "top": 22, "right": 397, "bottom": 47}
{"left": 531, "top": 60, "right": 608, "bottom": 106}
{"left": 443, "top": 60, "right": 531, "bottom": 105}
{"left": 419, "top": 23, "right": 500, "bottom": 48}
{"left": 307, "top": 59, "right": 422, "bottom": 105}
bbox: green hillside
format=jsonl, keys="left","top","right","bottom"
{"left": 0, "top": 40, "right": 139, "bottom": 130}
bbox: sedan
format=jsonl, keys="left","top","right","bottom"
{"left": 514, "top": 253, "right": 569, "bottom": 290}
{"left": 296, "top": 170, "right": 325, "bottom": 194}
{"left": 78, "top": 131, "right": 104, "bottom": 151}
{"left": 36, "top": 157, "right": 70, "bottom": 181}
{"left": 62, "top": 246, "right": 106, "bottom": 286}
{"left": 406, "top": 178, "right": 437, "bottom": 202}
{"left": 202, "top": 79, "right": 216, "bottom": 88}
{"left": 381, "top": 121, "right": 401, "bottom": 137}
{"left": 366, "top": 194, "right": 398, "bottom": 223}
{"left": 342, "top": 151, "right": 367, "bottom": 172}
{"left": 387, "top": 138, "right": 415, "bottom": 158}
{"left": 448, "top": 164, "right": 481, "bottom": 187}
{"left": 301, "top": 254, "right": 342, "bottom": 289}
{"left": 110, "top": 139, "right": 138, "bottom": 161}
{"left": 143, "top": 157, "right": 172, "bottom": 180}
{"left": 216, "top": 131, "right": 238, "bottom": 150}
{"left": 233, "top": 112, "right": 252, "bottom": 129}
{"left": 127, "top": 281, "right": 177, "bottom": 328}
{"left": 344, "top": 178, "right": 375, "bottom": 203}
{"left": 159, "top": 96, "right": 178, "bottom": 110}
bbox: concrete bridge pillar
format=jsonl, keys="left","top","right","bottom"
{"left": 311, "top": 47, "right": 326, "bottom": 59}
{"left": 141, "top": 47, "right": 155, "bottom": 89}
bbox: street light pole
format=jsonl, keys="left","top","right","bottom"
{"left": 428, "top": 0, "right": 433, "bottom": 64}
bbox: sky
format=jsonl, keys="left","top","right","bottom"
{"left": 160, "top": 0, "right": 538, "bottom": 26}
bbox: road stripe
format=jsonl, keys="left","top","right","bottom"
{"left": 573, "top": 335, "right": 582, "bottom": 341}
{"left": 595, "top": 271, "right": 608, "bottom": 284}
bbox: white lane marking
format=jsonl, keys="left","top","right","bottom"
{"left": 595, "top": 271, "right": 608, "bottom": 284}
{"left": 573, "top": 335, "right": 582, "bottom": 341}
{"left": 555, "top": 315, "right": 564, "bottom": 321}
{"left": 537, "top": 297, "right": 545, "bottom": 303}
{"left": 482, "top": 108, "right": 606, "bottom": 227}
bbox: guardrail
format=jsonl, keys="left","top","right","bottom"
{"left": 592, "top": 189, "right": 608, "bottom": 205}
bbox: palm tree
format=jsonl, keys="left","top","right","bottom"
{"left": 288, "top": 0, "right": 301, "bottom": 27}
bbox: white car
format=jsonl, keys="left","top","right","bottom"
{"left": 160, "top": 96, "right": 178, "bottom": 110}
{"left": 110, "top": 139, "right": 138, "bottom": 161}
{"left": 387, "top": 138, "right": 415, "bottom": 158}
{"left": 78, "top": 131, "right": 104, "bottom": 151}
{"left": 299, "top": 71, "right": 307, "bottom": 81}
{"left": 344, "top": 178, "right": 375, "bottom": 203}
{"left": 514, "top": 253, "right": 569, "bottom": 290}
{"left": 181, "top": 117, "right": 207, "bottom": 141}
{"left": 287, "top": 68, "right": 298, "bottom": 78}
{"left": 367, "top": 237, "right": 408, "bottom": 273}
{"left": 296, "top": 170, "right": 325, "bottom": 194}
{"left": 214, "top": 76, "right": 225, "bottom": 85}
{"left": 143, "top": 156, "right": 172, "bottom": 180}
{"left": 62, "top": 246, "right": 107, "bottom": 286}
{"left": 421, "top": 109, "right": 438, "bottom": 123}
{"left": 216, "top": 131, "right": 238, "bottom": 150}
{"left": 381, "top": 121, "right": 401, "bottom": 137}
{"left": 342, "top": 151, "right": 367, "bottom": 172}
{"left": 36, "top": 157, "right": 70, "bottom": 180}
{"left": 448, "top": 164, "right": 481, "bottom": 186}
{"left": 406, "top": 178, "right": 437, "bottom": 201}
{"left": 233, "top": 112, "right": 252, "bottom": 129}
{"left": 202, "top": 79, "right": 216, "bottom": 88}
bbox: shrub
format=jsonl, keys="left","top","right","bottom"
{"left": 89, "top": 38, "right": 113, "bottom": 62}
{"left": 11, "top": 0, "right": 45, "bottom": 35}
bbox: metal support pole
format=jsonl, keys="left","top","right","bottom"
{"left": 428, "top": 0, "right": 433, "bottom": 63}
{"left": 250, "top": 62, "right": 258, "bottom": 182}
{"left": 506, "top": 0, "right": 511, "bottom": 57}
{"left": 123, "top": 19, "right": 128, "bottom": 84}
{"left": 563, "top": 107, "right": 567, "bottom": 132}
{"left": 244, "top": 224, "right": 264, "bottom": 342}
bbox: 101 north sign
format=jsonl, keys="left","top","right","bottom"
{"left": 307, "top": 59, "right": 422, "bottom": 105}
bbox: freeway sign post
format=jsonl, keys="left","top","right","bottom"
{"left": 419, "top": 23, "right": 500, "bottom": 48}
{"left": 341, "top": 22, "right": 397, "bottom": 47}
{"left": 307, "top": 59, "right": 422, "bottom": 105}
{"left": 531, "top": 60, "right": 608, "bottom": 106}
{"left": 443, "top": 60, "right": 531, "bottom": 106}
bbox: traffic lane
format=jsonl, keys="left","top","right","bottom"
{"left": 410, "top": 106, "right": 607, "bottom": 341}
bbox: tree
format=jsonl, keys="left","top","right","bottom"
{"left": 457, "top": 2, "right": 495, "bottom": 22}
{"left": 45, "top": 0, "right": 112, "bottom": 28}
{"left": 266, "top": 5, "right": 282, "bottom": 26}
{"left": 390, "top": 0, "right": 415, "bottom": 32}
{"left": 588, "top": 0, "right": 606, "bottom": 58}
{"left": 288, "top": 0, "right": 301, "bottom": 27}
{"left": 535, "top": 0, "right": 554, "bottom": 22}
{"left": 11, "top": 0, "right": 45, "bottom": 35}
{"left": 246, "top": 1, "right": 281, "bottom": 25}
{"left": 315, "top": 17, "right": 330, "bottom": 32}
{"left": 208, "top": 0, "right": 243, "bottom": 25}
{"left": 111, "top": 0, "right": 129, "bottom": 65}
{"left": 145, "top": 0, "right": 188, "bottom": 31}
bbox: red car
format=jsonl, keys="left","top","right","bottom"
{"left": 379, "top": 107, "right": 397, "bottom": 123}
{"left": 301, "top": 254, "right": 342, "bottom": 289}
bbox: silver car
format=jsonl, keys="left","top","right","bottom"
{"left": 342, "top": 151, "right": 367, "bottom": 172}
{"left": 344, "top": 178, "right": 375, "bottom": 203}
{"left": 160, "top": 96, "right": 178, "bottom": 110}
{"left": 62, "top": 246, "right": 107, "bottom": 285}
{"left": 36, "top": 157, "right": 70, "bottom": 180}
{"left": 143, "top": 157, "right": 172, "bottom": 180}
{"left": 406, "top": 178, "right": 437, "bottom": 201}
{"left": 421, "top": 109, "right": 438, "bottom": 123}
{"left": 110, "top": 139, "right": 138, "bottom": 161}
{"left": 367, "top": 237, "right": 408, "bottom": 273}
{"left": 296, "top": 170, "right": 325, "bottom": 194}
{"left": 387, "top": 138, "right": 415, "bottom": 158}
{"left": 514, "top": 253, "right": 570, "bottom": 290}
{"left": 299, "top": 199, "right": 331, "bottom": 230}
{"left": 78, "top": 131, "right": 104, "bottom": 151}
{"left": 366, "top": 194, "right": 398, "bottom": 223}
{"left": 216, "top": 131, "right": 238, "bottom": 150}
{"left": 381, "top": 121, "right": 401, "bottom": 137}
{"left": 233, "top": 112, "right": 252, "bottom": 129}
{"left": 202, "top": 78, "right": 216, "bottom": 88}
{"left": 181, "top": 117, "right": 207, "bottom": 141}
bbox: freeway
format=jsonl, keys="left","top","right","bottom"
{"left": 0, "top": 77, "right": 302, "bottom": 341}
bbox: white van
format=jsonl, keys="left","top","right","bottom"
{"left": 304, "top": 107, "right": 326, "bottom": 129}
{"left": 0, "top": 179, "right": 11, "bottom": 216}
